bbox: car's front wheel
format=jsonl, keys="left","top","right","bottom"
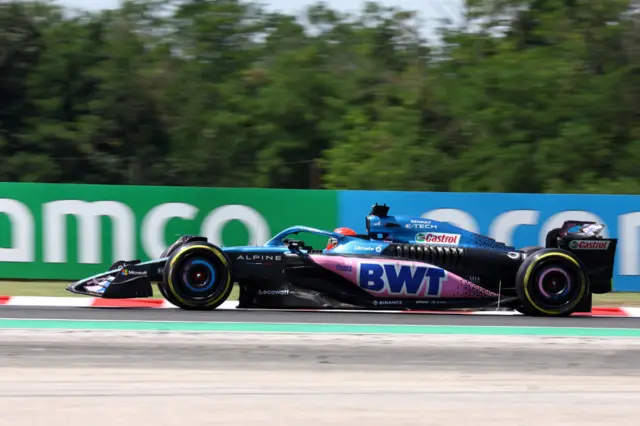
{"left": 158, "top": 241, "right": 234, "bottom": 310}
{"left": 515, "top": 248, "right": 589, "bottom": 317}
{"left": 156, "top": 235, "right": 203, "bottom": 307}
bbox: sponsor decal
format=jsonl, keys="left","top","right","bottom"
{"left": 354, "top": 244, "right": 384, "bottom": 253}
{"left": 507, "top": 252, "right": 521, "bottom": 259}
{"left": 237, "top": 254, "right": 283, "bottom": 261}
{"left": 467, "top": 275, "right": 481, "bottom": 283}
{"left": 405, "top": 220, "right": 437, "bottom": 230}
{"left": 336, "top": 264, "right": 352, "bottom": 272}
{"left": 358, "top": 262, "right": 446, "bottom": 297}
{"left": 415, "top": 299, "right": 448, "bottom": 305}
{"left": 415, "top": 232, "right": 461, "bottom": 246}
{"left": 257, "top": 289, "right": 290, "bottom": 296}
{"left": 121, "top": 269, "right": 146, "bottom": 276}
{"left": 569, "top": 240, "right": 611, "bottom": 250}
{"left": 375, "top": 300, "right": 403, "bottom": 305}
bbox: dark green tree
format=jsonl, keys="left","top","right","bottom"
{"left": 2, "top": 0, "right": 640, "bottom": 193}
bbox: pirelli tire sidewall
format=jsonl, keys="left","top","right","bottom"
{"left": 156, "top": 237, "right": 192, "bottom": 306}
{"left": 515, "top": 248, "right": 589, "bottom": 317}
{"left": 160, "top": 242, "right": 233, "bottom": 310}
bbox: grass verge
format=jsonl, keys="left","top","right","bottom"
{"left": 0, "top": 281, "right": 638, "bottom": 306}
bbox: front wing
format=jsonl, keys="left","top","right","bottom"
{"left": 66, "top": 259, "right": 167, "bottom": 299}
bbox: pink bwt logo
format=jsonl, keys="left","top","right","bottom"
{"left": 358, "top": 263, "right": 445, "bottom": 297}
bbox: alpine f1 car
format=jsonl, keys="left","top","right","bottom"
{"left": 67, "top": 204, "right": 617, "bottom": 317}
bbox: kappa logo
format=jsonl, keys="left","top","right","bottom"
{"left": 359, "top": 262, "right": 446, "bottom": 297}
{"left": 569, "top": 240, "right": 611, "bottom": 250}
{"left": 415, "top": 232, "right": 461, "bottom": 246}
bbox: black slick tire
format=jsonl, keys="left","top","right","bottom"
{"left": 515, "top": 248, "right": 589, "bottom": 317}
{"left": 156, "top": 236, "right": 196, "bottom": 307}
{"left": 514, "top": 246, "right": 542, "bottom": 315}
{"left": 159, "top": 241, "right": 233, "bottom": 310}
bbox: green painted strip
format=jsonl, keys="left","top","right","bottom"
{"left": 0, "top": 318, "right": 640, "bottom": 337}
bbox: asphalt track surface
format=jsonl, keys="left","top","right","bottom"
{"left": 2, "top": 330, "right": 640, "bottom": 426}
{"left": 2, "top": 307, "right": 640, "bottom": 425}
{"left": 1, "top": 305, "right": 640, "bottom": 328}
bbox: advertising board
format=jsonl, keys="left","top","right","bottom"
{"left": 0, "top": 183, "right": 337, "bottom": 279}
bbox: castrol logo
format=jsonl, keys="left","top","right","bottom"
{"left": 569, "top": 240, "right": 610, "bottom": 250}
{"left": 416, "top": 232, "right": 461, "bottom": 246}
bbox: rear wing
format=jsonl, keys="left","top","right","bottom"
{"left": 546, "top": 220, "right": 616, "bottom": 294}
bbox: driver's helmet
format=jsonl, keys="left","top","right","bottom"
{"left": 326, "top": 227, "right": 357, "bottom": 250}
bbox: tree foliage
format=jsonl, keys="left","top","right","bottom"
{"left": 2, "top": 0, "right": 640, "bottom": 193}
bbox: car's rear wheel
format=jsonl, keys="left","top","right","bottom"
{"left": 159, "top": 241, "right": 233, "bottom": 310}
{"left": 515, "top": 248, "right": 589, "bottom": 317}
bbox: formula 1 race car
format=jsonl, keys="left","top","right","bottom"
{"left": 67, "top": 204, "right": 618, "bottom": 317}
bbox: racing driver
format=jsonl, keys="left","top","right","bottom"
{"left": 326, "top": 227, "right": 357, "bottom": 250}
